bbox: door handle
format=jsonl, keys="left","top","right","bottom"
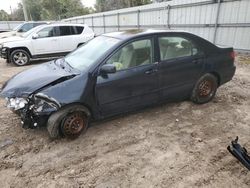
{"left": 192, "top": 59, "right": 201, "bottom": 64}
{"left": 145, "top": 69, "right": 158, "bottom": 74}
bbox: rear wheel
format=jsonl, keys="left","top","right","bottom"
{"left": 47, "top": 105, "right": 90, "bottom": 139}
{"left": 10, "top": 49, "right": 30, "bottom": 66}
{"left": 191, "top": 73, "right": 218, "bottom": 104}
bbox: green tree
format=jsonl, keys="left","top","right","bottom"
{"left": 9, "top": 0, "right": 92, "bottom": 21}
{"left": 25, "top": 0, "right": 43, "bottom": 20}
{"left": 11, "top": 3, "right": 25, "bottom": 21}
{"left": 95, "top": 0, "right": 152, "bottom": 12}
{"left": 0, "top": 10, "right": 10, "bottom": 21}
{"left": 40, "top": 0, "right": 91, "bottom": 20}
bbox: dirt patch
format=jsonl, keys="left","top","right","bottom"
{"left": 0, "top": 56, "right": 249, "bottom": 188}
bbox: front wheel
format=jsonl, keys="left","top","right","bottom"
{"left": 10, "top": 49, "right": 30, "bottom": 66}
{"left": 47, "top": 105, "right": 90, "bottom": 139}
{"left": 191, "top": 73, "right": 218, "bottom": 104}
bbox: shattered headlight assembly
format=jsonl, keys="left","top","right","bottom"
{"left": 32, "top": 93, "right": 60, "bottom": 114}
{"left": 6, "top": 97, "right": 28, "bottom": 111}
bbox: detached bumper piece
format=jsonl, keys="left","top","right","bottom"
{"left": 227, "top": 136, "right": 250, "bottom": 171}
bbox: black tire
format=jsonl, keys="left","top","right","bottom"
{"left": 191, "top": 73, "right": 218, "bottom": 104}
{"left": 10, "top": 49, "right": 30, "bottom": 66}
{"left": 46, "top": 105, "right": 90, "bottom": 139}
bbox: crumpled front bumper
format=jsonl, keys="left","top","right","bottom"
{"left": 227, "top": 136, "right": 250, "bottom": 171}
{"left": 6, "top": 93, "right": 61, "bottom": 129}
{"left": 18, "top": 105, "right": 49, "bottom": 129}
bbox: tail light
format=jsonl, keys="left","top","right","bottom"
{"left": 230, "top": 51, "right": 236, "bottom": 59}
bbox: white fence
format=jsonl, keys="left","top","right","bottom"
{"left": 63, "top": 0, "right": 250, "bottom": 51}
{"left": 0, "top": 21, "right": 24, "bottom": 31}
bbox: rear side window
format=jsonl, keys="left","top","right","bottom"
{"left": 70, "top": 26, "right": 84, "bottom": 35}
{"left": 59, "top": 26, "right": 71, "bottom": 36}
{"left": 58, "top": 26, "right": 84, "bottom": 36}
{"left": 159, "top": 36, "right": 200, "bottom": 61}
{"left": 75, "top": 26, "right": 84, "bottom": 34}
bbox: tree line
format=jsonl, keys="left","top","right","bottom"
{"left": 0, "top": 0, "right": 152, "bottom": 21}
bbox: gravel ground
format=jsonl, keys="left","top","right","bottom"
{"left": 0, "top": 55, "right": 249, "bottom": 188}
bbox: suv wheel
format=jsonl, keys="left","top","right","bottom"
{"left": 10, "top": 49, "right": 30, "bottom": 66}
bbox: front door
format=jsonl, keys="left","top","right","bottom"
{"left": 157, "top": 35, "right": 205, "bottom": 100}
{"left": 95, "top": 38, "right": 160, "bottom": 116}
{"left": 32, "top": 26, "right": 61, "bottom": 55}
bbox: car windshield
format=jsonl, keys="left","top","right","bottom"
{"left": 13, "top": 23, "right": 25, "bottom": 31}
{"left": 21, "top": 26, "right": 40, "bottom": 38}
{"left": 65, "top": 36, "right": 120, "bottom": 71}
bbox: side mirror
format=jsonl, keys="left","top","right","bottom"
{"left": 99, "top": 64, "right": 116, "bottom": 75}
{"left": 32, "top": 33, "right": 39, "bottom": 39}
{"left": 18, "top": 28, "right": 24, "bottom": 32}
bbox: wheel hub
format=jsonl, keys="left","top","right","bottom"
{"left": 13, "top": 52, "right": 28, "bottom": 65}
{"left": 199, "top": 80, "right": 213, "bottom": 97}
{"left": 62, "top": 112, "right": 86, "bottom": 136}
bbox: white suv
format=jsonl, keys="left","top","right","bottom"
{"left": 0, "top": 23, "right": 95, "bottom": 66}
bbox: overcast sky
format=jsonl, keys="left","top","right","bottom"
{"left": 0, "top": 0, "right": 96, "bottom": 13}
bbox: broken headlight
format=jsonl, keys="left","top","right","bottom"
{"left": 32, "top": 93, "right": 60, "bottom": 114}
{"left": 6, "top": 97, "right": 28, "bottom": 111}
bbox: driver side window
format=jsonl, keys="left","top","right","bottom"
{"left": 106, "top": 39, "right": 153, "bottom": 71}
{"left": 37, "top": 27, "right": 55, "bottom": 38}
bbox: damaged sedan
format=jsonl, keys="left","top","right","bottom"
{"left": 0, "top": 29, "right": 236, "bottom": 138}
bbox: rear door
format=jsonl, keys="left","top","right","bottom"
{"left": 157, "top": 35, "right": 205, "bottom": 100}
{"left": 95, "top": 37, "right": 160, "bottom": 116}
{"left": 58, "top": 26, "right": 82, "bottom": 52}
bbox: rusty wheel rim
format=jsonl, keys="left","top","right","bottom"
{"left": 198, "top": 80, "right": 213, "bottom": 97}
{"left": 62, "top": 112, "right": 86, "bottom": 136}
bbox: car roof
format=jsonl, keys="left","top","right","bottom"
{"left": 31, "top": 23, "right": 87, "bottom": 29}
{"left": 45, "top": 23, "right": 87, "bottom": 27}
{"left": 23, "top": 21, "right": 48, "bottom": 23}
{"left": 102, "top": 29, "right": 194, "bottom": 40}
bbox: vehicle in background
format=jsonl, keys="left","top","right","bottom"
{"left": 0, "top": 29, "right": 236, "bottom": 139}
{"left": 0, "top": 22, "right": 48, "bottom": 39}
{"left": 0, "top": 30, "right": 11, "bottom": 33}
{"left": 0, "top": 23, "right": 95, "bottom": 66}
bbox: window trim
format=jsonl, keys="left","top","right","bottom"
{"left": 103, "top": 36, "right": 155, "bottom": 72}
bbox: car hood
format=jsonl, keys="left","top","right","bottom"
{"left": 0, "top": 35, "right": 23, "bottom": 44}
{"left": 0, "top": 61, "right": 80, "bottom": 98}
{"left": 0, "top": 31, "right": 20, "bottom": 39}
